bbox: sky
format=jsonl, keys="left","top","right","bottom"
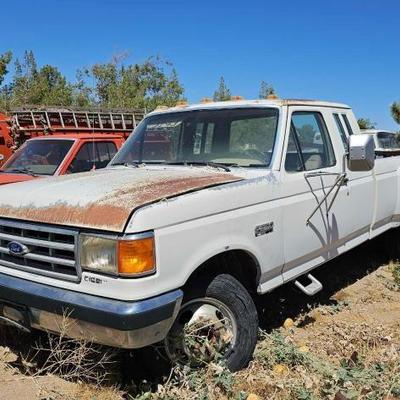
{"left": 2, "top": 0, "right": 399, "bottom": 129}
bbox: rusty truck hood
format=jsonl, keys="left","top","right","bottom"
{"left": 0, "top": 167, "right": 242, "bottom": 232}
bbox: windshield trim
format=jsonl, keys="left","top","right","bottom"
{"left": 110, "top": 106, "right": 280, "bottom": 169}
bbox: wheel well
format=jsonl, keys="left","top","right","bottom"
{"left": 184, "top": 250, "right": 260, "bottom": 294}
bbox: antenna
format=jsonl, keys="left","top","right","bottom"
{"left": 91, "top": 73, "right": 96, "bottom": 171}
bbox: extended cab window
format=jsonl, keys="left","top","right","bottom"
{"left": 285, "top": 112, "right": 336, "bottom": 172}
{"left": 67, "top": 142, "right": 117, "bottom": 173}
{"left": 333, "top": 113, "right": 348, "bottom": 149}
{"left": 341, "top": 114, "right": 354, "bottom": 136}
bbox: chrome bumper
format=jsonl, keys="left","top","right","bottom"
{"left": 0, "top": 273, "right": 183, "bottom": 349}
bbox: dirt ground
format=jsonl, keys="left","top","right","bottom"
{"left": 0, "top": 232, "right": 399, "bottom": 400}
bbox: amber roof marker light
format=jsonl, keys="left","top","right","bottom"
{"left": 230, "top": 96, "right": 244, "bottom": 101}
{"left": 155, "top": 105, "right": 168, "bottom": 111}
{"left": 175, "top": 100, "right": 188, "bottom": 107}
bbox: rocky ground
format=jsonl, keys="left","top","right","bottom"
{"left": 0, "top": 232, "right": 399, "bottom": 400}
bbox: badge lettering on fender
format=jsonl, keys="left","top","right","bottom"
{"left": 255, "top": 222, "right": 274, "bottom": 237}
{"left": 84, "top": 276, "right": 105, "bottom": 285}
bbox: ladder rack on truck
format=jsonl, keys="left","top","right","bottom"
{"left": 11, "top": 108, "right": 146, "bottom": 139}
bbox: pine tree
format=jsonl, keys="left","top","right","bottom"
{"left": 391, "top": 102, "right": 400, "bottom": 125}
{"left": 357, "top": 118, "right": 376, "bottom": 130}
{"left": 259, "top": 80, "right": 275, "bottom": 98}
{"left": 213, "top": 76, "right": 231, "bottom": 101}
{"left": 0, "top": 51, "right": 12, "bottom": 86}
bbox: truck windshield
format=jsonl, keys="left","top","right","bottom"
{"left": 377, "top": 132, "right": 399, "bottom": 149}
{"left": 2, "top": 139, "right": 74, "bottom": 175}
{"left": 111, "top": 107, "right": 279, "bottom": 168}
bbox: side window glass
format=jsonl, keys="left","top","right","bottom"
{"left": 97, "top": 142, "right": 117, "bottom": 168}
{"left": 341, "top": 114, "right": 354, "bottom": 136}
{"left": 290, "top": 112, "right": 336, "bottom": 171}
{"left": 285, "top": 126, "right": 304, "bottom": 172}
{"left": 68, "top": 143, "right": 96, "bottom": 174}
{"left": 333, "top": 113, "right": 348, "bottom": 149}
{"left": 107, "top": 142, "right": 117, "bottom": 159}
{"left": 68, "top": 142, "right": 116, "bottom": 174}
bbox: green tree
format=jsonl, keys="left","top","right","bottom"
{"left": 72, "top": 69, "right": 93, "bottom": 107}
{"left": 0, "top": 50, "right": 184, "bottom": 111}
{"left": 259, "top": 80, "right": 275, "bottom": 98}
{"left": 391, "top": 102, "right": 400, "bottom": 125}
{"left": 0, "top": 51, "right": 12, "bottom": 86}
{"left": 85, "top": 55, "right": 184, "bottom": 110}
{"left": 8, "top": 50, "right": 73, "bottom": 107}
{"left": 213, "top": 76, "right": 231, "bottom": 101}
{"left": 357, "top": 118, "right": 376, "bottom": 130}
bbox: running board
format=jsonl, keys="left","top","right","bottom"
{"left": 294, "top": 274, "right": 323, "bottom": 296}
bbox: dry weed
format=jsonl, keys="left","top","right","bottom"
{"left": 29, "top": 313, "right": 117, "bottom": 385}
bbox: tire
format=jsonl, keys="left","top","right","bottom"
{"left": 165, "top": 274, "right": 259, "bottom": 371}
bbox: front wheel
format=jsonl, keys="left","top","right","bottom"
{"left": 165, "top": 274, "right": 259, "bottom": 371}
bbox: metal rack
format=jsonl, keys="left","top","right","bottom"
{"left": 10, "top": 107, "right": 146, "bottom": 137}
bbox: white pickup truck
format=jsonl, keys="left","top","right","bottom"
{"left": 0, "top": 98, "right": 397, "bottom": 371}
{"left": 361, "top": 129, "right": 400, "bottom": 157}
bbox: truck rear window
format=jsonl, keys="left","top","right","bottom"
{"left": 3, "top": 140, "right": 73, "bottom": 175}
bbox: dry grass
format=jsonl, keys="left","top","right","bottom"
{"left": 0, "top": 313, "right": 123, "bottom": 399}
{"left": 29, "top": 314, "right": 117, "bottom": 384}
{"left": 129, "top": 259, "right": 400, "bottom": 400}
{"left": 392, "top": 262, "right": 400, "bottom": 286}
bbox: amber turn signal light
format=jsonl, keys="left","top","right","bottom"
{"left": 118, "top": 237, "right": 155, "bottom": 276}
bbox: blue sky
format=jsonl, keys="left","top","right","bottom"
{"left": 2, "top": 0, "right": 399, "bottom": 129}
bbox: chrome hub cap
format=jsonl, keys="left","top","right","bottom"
{"left": 165, "top": 297, "right": 237, "bottom": 366}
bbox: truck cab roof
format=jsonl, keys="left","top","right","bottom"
{"left": 148, "top": 98, "right": 351, "bottom": 117}
{"left": 26, "top": 133, "right": 127, "bottom": 141}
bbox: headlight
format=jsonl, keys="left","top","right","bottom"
{"left": 80, "top": 233, "right": 156, "bottom": 277}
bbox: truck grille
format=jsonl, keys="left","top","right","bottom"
{"left": 0, "top": 219, "right": 80, "bottom": 282}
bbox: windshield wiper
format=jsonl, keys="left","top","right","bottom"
{"left": 111, "top": 161, "right": 141, "bottom": 168}
{"left": 163, "top": 161, "right": 232, "bottom": 172}
{"left": 247, "top": 164, "right": 269, "bottom": 168}
{"left": 6, "top": 167, "right": 37, "bottom": 176}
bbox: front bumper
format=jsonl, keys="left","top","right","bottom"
{"left": 0, "top": 273, "right": 183, "bottom": 348}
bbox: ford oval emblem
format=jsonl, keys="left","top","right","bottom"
{"left": 8, "top": 241, "right": 30, "bottom": 256}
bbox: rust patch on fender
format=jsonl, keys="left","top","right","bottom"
{"left": 0, "top": 173, "right": 242, "bottom": 231}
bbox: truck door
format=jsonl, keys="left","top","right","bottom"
{"left": 62, "top": 141, "right": 118, "bottom": 174}
{"left": 338, "top": 112, "right": 397, "bottom": 237}
{"left": 280, "top": 107, "right": 361, "bottom": 282}
{"left": 371, "top": 155, "right": 399, "bottom": 235}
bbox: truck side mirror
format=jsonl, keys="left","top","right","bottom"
{"left": 0, "top": 154, "right": 4, "bottom": 162}
{"left": 347, "top": 134, "right": 375, "bottom": 171}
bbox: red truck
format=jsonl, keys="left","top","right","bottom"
{"left": 0, "top": 113, "right": 13, "bottom": 163}
{"left": 0, "top": 108, "right": 145, "bottom": 185}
